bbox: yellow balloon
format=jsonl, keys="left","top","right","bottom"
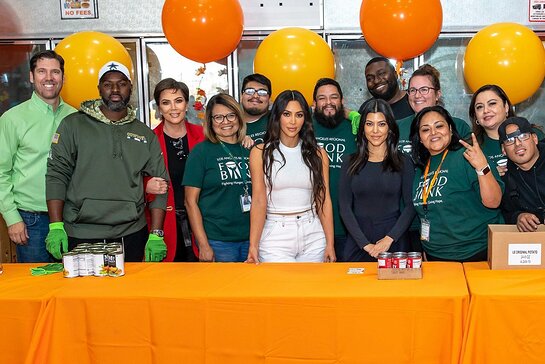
{"left": 464, "top": 23, "right": 545, "bottom": 105}
{"left": 254, "top": 27, "right": 335, "bottom": 104}
{"left": 55, "top": 31, "right": 134, "bottom": 109}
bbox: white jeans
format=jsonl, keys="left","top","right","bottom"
{"left": 258, "top": 210, "right": 326, "bottom": 263}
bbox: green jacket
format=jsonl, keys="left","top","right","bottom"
{"left": 46, "top": 99, "right": 168, "bottom": 239}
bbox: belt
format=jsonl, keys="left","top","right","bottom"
{"left": 267, "top": 208, "right": 313, "bottom": 216}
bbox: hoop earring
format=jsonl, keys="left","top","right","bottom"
{"left": 475, "top": 120, "right": 480, "bottom": 126}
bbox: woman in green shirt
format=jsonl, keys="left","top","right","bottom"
{"left": 410, "top": 105, "right": 503, "bottom": 262}
{"left": 183, "top": 94, "right": 251, "bottom": 262}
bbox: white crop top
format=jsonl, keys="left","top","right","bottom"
{"left": 266, "top": 141, "right": 313, "bottom": 214}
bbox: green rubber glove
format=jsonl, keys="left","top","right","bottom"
{"left": 30, "top": 263, "right": 64, "bottom": 276}
{"left": 145, "top": 233, "right": 167, "bottom": 262}
{"left": 45, "top": 222, "right": 68, "bottom": 260}
{"left": 348, "top": 110, "right": 361, "bottom": 136}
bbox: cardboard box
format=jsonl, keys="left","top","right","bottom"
{"left": 488, "top": 224, "right": 545, "bottom": 270}
{"left": 377, "top": 268, "right": 422, "bottom": 280}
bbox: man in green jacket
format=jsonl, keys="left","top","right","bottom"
{"left": 0, "top": 50, "right": 76, "bottom": 262}
{"left": 45, "top": 61, "right": 168, "bottom": 262}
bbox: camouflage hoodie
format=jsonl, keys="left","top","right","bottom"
{"left": 80, "top": 99, "right": 136, "bottom": 126}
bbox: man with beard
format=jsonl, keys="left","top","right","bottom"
{"left": 312, "top": 78, "right": 356, "bottom": 261}
{"left": 500, "top": 117, "right": 545, "bottom": 232}
{"left": 0, "top": 50, "right": 76, "bottom": 262}
{"left": 358, "top": 57, "right": 413, "bottom": 120}
{"left": 45, "top": 61, "right": 169, "bottom": 262}
{"left": 240, "top": 73, "right": 271, "bottom": 144}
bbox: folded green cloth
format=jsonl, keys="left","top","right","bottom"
{"left": 30, "top": 263, "right": 64, "bottom": 276}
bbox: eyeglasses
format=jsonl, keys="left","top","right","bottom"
{"left": 243, "top": 88, "right": 269, "bottom": 97}
{"left": 503, "top": 132, "right": 531, "bottom": 146}
{"left": 212, "top": 112, "right": 237, "bottom": 124}
{"left": 408, "top": 86, "right": 436, "bottom": 96}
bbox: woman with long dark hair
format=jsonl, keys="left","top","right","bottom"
{"left": 246, "top": 90, "right": 335, "bottom": 263}
{"left": 410, "top": 105, "right": 503, "bottom": 262}
{"left": 339, "top": 99, "right": 415, "bottom": 262}
{"left": 467, "top": 84, "right": 545, "bottom": 177}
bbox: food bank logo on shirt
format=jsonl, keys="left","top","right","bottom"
{"left": 250, "top": 131, "right": 266, "bottom": 145}
{"left": 399, "top": 140, "right": 412, "bottom": 155}
{"left": 217, "top": 157, "right": 250, "bottom": 181}
{"left": 413, "top": 171, "right": 448, "bottom": 205}
{"left": 317, "top": 137, "right": 346, "bottom": 168}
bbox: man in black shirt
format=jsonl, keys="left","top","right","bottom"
{"left": 358, "top": 57, "right": 413, "bottom": 120}
{"left": 499, "top": 116, "right": 545, "bottom": 232}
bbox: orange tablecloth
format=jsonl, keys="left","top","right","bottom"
{"left": 461, "top": 262, "right": 545, "bottom": 364}
{"left": 1, "top": 262, "right": 468, "bottom": 364}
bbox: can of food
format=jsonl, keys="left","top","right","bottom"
{"left": 105, "top": 242, "right": 123, "bottom": 254}
{"left": 62, "top": 252, "right": 79, "bottom": 278}
{"left": 377, "top": 252, "right": 393, "bottom": 268}
{"left": 75, "top": 243, "right": 93, "bottom": 250}
{"left": 78, "top": 250, "right": 94, "bottom": 276}
{"left": 92, "top": 249, "right": 109, "bottom": 277}
{"left": 392, "top": 252, "right": 408, "bottom": 269}
{"left": 106, "top": 251, "right": 125, "bottom": 277}
{"left": 407, "top": 252, "right": 422, "bottom": 268}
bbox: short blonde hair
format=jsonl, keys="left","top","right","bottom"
{"left": 203, "top": 93, "right": 246, "bottom": 144}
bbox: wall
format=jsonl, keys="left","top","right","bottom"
{"left": 325, "top": 1, "right": 542, "bottom": 32}
{"left": 0, "top": 0, "right": 542, "bottom": 39}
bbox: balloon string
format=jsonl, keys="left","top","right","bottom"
{"left": 395, "top": 60, "right": 403, "bottom": 77}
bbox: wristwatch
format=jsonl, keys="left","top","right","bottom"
{"left": 150, "top": 229, "right": 164, "bottom": 237}
{"left": 475, "top": 164, "right": 491, "bottom": 176}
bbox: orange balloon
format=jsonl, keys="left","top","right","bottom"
{"left": 464, "top": 23, "right": 545, "bottom": 105}
{"left": 254, "top": 27, "right": 335, "bottom": 104}
{"left": 55, "top": 31, "right": 134, "bottom": 109}
{"left": 162, "top": 0, "right": 244, "bottom": 63}
{"left": 360, "top": 0, "right": 442, "bottom": 61}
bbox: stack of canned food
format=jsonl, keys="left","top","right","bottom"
{"left": 62, "top": 242, "right": 125, "bottom": 278}
{"left": 377, "top": 252, "right": 422, "bottom": 269}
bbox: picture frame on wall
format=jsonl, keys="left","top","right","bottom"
{"left": 60, "top": 0, "right": 98, "bottom": 20}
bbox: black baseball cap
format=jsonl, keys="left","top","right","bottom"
{"left": 498, "top": 116, "right": 533, "bottom": 143}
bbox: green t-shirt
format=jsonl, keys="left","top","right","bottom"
{"left": 182, "top": 140, "right": 251, "bottom": 242}
{"left": 412, "top": 148, "right": 504, "bottom": 260}
{"left": 396, "top": 115, "right": 471, "bottom": 157}
{"left": 312, "top": 117, "right": 357, "bottom": 237}
{"left": 481, "top": 134, "right": 506, "bottom": 171}
{"left": 246, "top": 113, "right": 269, "bottom": 144}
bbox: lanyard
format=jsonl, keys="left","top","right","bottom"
{"left": 219, "top": 141, "right": 249, "bottom": 196}
{"left": 422, "top": 149, "right": 449, "bottom": 209}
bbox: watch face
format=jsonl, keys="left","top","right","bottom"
{"left": 152, "top": 230, "right": 164, "bottom": 237}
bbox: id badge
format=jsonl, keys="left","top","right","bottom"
{"left": 240, "top": 194, "right": 252, "bottom": 213}
{"left": 421, "top": 218, "right": 430, "bottom": 241}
